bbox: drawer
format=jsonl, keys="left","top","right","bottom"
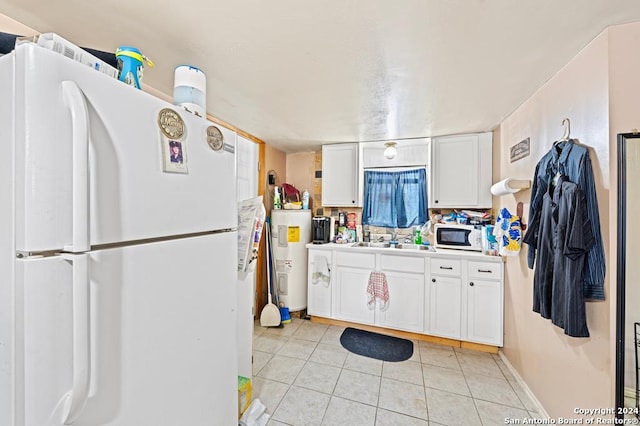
{"left": 380, "top": 254, "right": 425, "bottom": 274}
{"left": 468, "top": 261, "right": 501, "bottom": 280}
{"left": 430, "top": 258, "right": 461, "bottom": 276}
{"left": 335, "top": 252, "right": 376, "bottom": 269}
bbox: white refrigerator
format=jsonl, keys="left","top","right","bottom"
{"left": 0, "top": 43, "right": 239, "bottom": 425}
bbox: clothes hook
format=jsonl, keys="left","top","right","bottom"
{"left": 561, "top": 118, "right": 571, "bottom": 141}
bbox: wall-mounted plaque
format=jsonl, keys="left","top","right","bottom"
{"left": 510, "top": 138, "right": 530, "bottom": 163}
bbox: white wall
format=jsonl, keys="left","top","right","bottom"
{"left": 497, "top": 29, "right": 612, "bottom": 417}
{"left": 608, "top": 22, "right": 640, "bottom": 393}
{"left": 0, "top": 14, "right": 38, "bottom": 36}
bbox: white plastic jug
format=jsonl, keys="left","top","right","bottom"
{"left": 174, "top": 65, "right": 207, "bottom": 116}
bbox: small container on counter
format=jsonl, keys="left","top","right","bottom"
{"left": 338, "top": 212, "right": 347, "bottom": 227}
{"left": 481, "top": 225, "right": 499, "bottom": 256}
{"left": 347, "top": 212, "right": 356, "bottom": 229}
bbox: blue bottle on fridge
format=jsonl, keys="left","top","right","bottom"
{"left": 115, "top": 46, "right": 154, "bottom": 89}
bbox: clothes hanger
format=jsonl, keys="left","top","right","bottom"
{"left": 552, "top": 118, "right": 571, "bottom": 185}
{"left": 553, "top": 118, "right": 571, "bottom": 147}
{"left": 560, "top": 118, "right": 571, "bottom": 141}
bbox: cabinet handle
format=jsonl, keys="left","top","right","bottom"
{"left": 439, "top": 266, "right": 453, "bottom": 270}
{"left": 435, "top": 200, "right": 439, "bottom": 203}
{"left": 351, "top": 200, "right": 355, "bottom": 203}
{"left": 478, "top": 269, "right": 492, "bottom": 273}
{"left": 431, "top": 278, "right": 436, "bottom": 283}
{"left": 469, "top": 282, "right": 474, "bottom": 286}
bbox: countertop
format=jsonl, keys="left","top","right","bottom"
{"left": 305, "top": 242, "right": 505, "bottom": 263}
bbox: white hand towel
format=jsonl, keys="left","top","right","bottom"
{"left": 367, "top": 271, "right": 389, "bottom": 311}
{"left": 312, "top": 256, "right": 331, "bottom": 287}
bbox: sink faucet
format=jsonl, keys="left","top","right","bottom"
{"left": 391, "top": 228, "right": 398, "bottom": 242}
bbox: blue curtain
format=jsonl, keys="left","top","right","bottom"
{"left": 362, "top": 168, "right": 428, "bottom": 228}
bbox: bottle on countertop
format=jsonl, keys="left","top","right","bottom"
{"left": 273, "top": 186, "right": 282, "bottom": 210}
{"left": 330, "top": 219, "right": 337, "bottom": 242}
{"left": 338, "top": 211, "right": 347, "bottom": 227}
{"left": 302, "top": 189, "right": 309, "bottom": 210}
{"left": 414, "top": 227, "right": 422, "bottom": 245}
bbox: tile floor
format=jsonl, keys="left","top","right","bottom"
{"left": 252, "top": 318, "right": 542, "bottom": 426}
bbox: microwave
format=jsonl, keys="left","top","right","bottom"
{"left": 434, "top": 224, "right": 483, "bottom": 251}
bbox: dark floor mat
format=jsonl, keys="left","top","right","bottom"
{"left": 339, "top": 327, "right": 413, "bottom": 362}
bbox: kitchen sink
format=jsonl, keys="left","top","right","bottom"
{"left": 394, "top": 244, "right": 436, "bottom": 252}
{"left": 350, "top": 241, "right": 391, "bottom": 248}
{"left": 371, "top": 242, "right": 392, "bottom": 248}
{"left": 350, "top": 241, "right": 436, "bottom": 251}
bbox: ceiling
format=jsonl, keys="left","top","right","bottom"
{"left": 2, "top": 1, "right": 640, "bottom": 152}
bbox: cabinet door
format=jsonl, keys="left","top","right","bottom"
{"left": 430, "top": 133, "right": 492, "bottom": 208}
{"left": 376, "top": 271, "right": 424, "bottom": 333}
{"left": 322, "top": 143, "right": 360, "bottom": 206}
{"left": 466, "top": 279, "right": 503, "bottom": 346}
{"left": 429, "top": 275, "right": 462, "bottom": 339}
{"left": 431, "top": 135, "right": 479, "bottom": 207}
{"left": 333, "top": 266, "right": 375, "bottom": 324}
{"left": 307, "top": 250, "right": 332, "bottom": 318}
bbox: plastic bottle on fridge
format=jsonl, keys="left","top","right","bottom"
{"left": 302, "top": 189, "right": 309, "bottom": 210}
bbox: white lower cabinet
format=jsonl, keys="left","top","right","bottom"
{"left": 465, "top": 261, "right": 504, "bottom": 346}
{"left": 307, "top": 246, "right": 504, "bottom": 347}
{"left": 330, "top": 252, "right": 426, "bottom": 332}
{"left": 377, "top": 254, "right": 425, "bottom": 333}
{"left": 426, "top": 257, "right": 504, "bottom": 346}
{"left": 333, "top": 265, "right": 375, "bottom": 324}
{"left": 427, "top": 258, "right": 463, "bottom": 339}
{"left": 332, "top": 252, "right": 376, "bottom": 324}
{"left": 307, "top": 249, "right": 332, "bottom": 318}
{"left": 429, "top": 276, "right": 463, "bottom": 339}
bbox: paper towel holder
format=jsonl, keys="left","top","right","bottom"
{"left": 490, "top": 178, "right": 531, "bottom": 196}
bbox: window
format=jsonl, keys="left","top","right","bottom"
{"left": 362, "top": 168, "right": 428, "bottom": 228}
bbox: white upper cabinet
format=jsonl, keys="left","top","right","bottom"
{"left": 361, "top": 138, "right": 430, "bottom": 168}
{"left": 322, "top": 143, "right": 362, "bottom": 207}
{"left": 429, "top": 132, "right": 492, "bottom": 208}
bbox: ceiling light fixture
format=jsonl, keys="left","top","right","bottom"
{"left": 384, "top": 142, "right": 397, "bottom": 159}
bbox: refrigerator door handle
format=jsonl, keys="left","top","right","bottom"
{"left": 60, "top": 253, "right": 91, "bottom": 424}
{"left": 61, "top": 81, "right": 90, "bottom": 253}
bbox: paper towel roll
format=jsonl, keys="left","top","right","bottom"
{"left": 490, "top": 178, "right": 531, "bottom": 196}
